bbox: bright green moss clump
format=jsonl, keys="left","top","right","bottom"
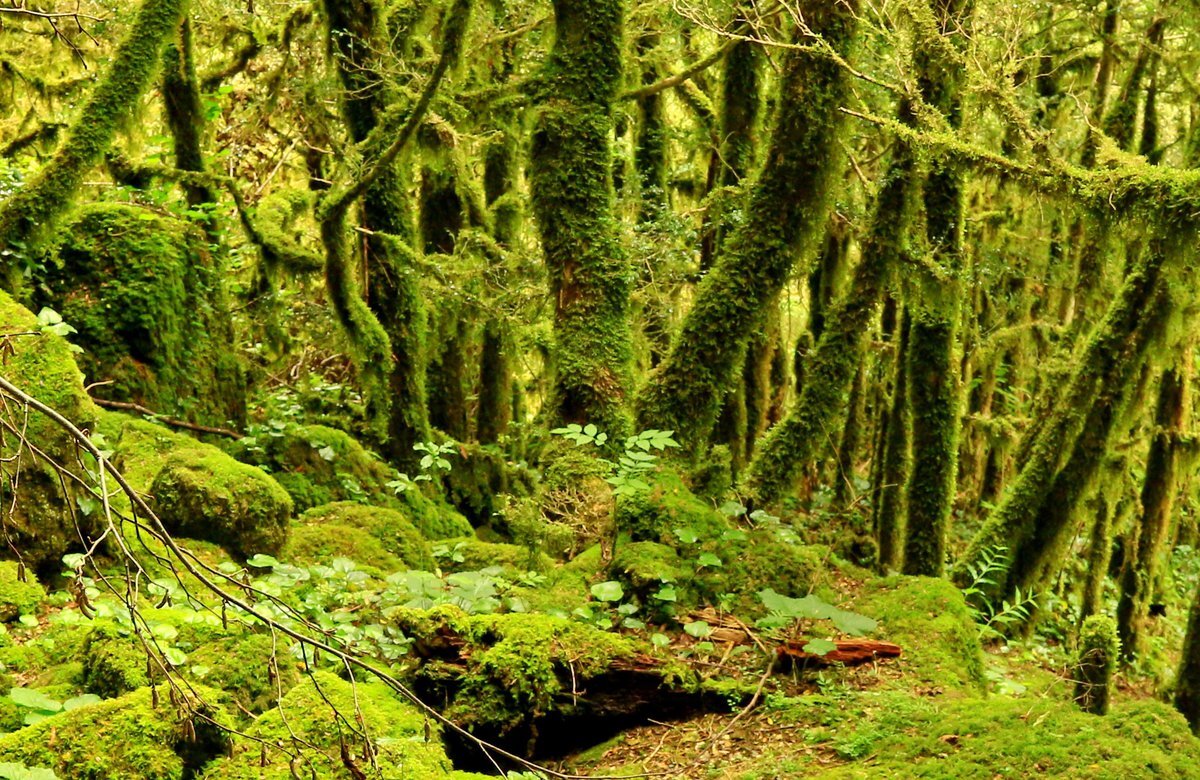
{"left": 151, "top": 448, "right": 293, "bottom": 559}
{"left": 616, "top": 467, "right": 727, "bottom": 543}
{"left": 188, "top": 633, "right": 300, "bottom": 717}
{"left": 37, "top": 203, "right": 246, "bottom": 426}
{"left": 201, "top": 671, "right": 462, "bottom": 779}
{"left": 0, "top": 562, "right": 44, "bottom": 622}
{"left": 0, "top": 685, "right": 228, "bottom": 780}
{"left": 0, "top": 291, "right": 98, "bottom": 572}
{"left": 287, "top": 501, "right": 434, "bottom": 572}
{"left": 851, "top": 575, "right": 986, "bottom": 695}
{"left": 81, "top": 623, "right": 150, "bottom": 698}
{"left": 1076, "top": 614, "right": 1120, "bottom": 715}
{"left": 232, "top": 422, "right": 471, "bottom": 537}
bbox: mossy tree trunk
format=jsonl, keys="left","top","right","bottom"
{"left": 0, "top": 0, "right": 187, "bottom": 287}
{"left": 1116, "top": 351, "right": 1190, "bottom": 661}
{"left": 901, "top": 0, "right": 975, "bottom": 578}
{"left": 636, "top": 0, "right": 859, "bottom": 448}
{"left": 1176, "top": 583, "right": 1200, "bottom": 734}
{"left": 323, "top": 0, "right": 431, "bottom": 466}
{"left": 955, "top": 237, "right": 1174, "bottom": 603}
{"left": 530, "top": 0, "right": 634, "bottom": 438}
{"left": 1075, "top": 615, "right": 1119, "bottom": 716}
{"left": 162, "top": 18, "right": 219, "bottom": 215}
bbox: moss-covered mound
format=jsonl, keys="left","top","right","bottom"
{"left": 0, "top": 290, "right": 99, "bottom": 573}
{"left": 436, "top": 537, "right": 554, "bottom": 575}
{"left": 231, "top": 422, "right": 471, "bottom": 537}
{"left": 286, "top": 502, "right": 434, "bottom": 572}
{"left": 151, "top": 448, "right": 293, "bottom": 560}
{"left": 187, "top": 633, "right": 300, "bottom": 717}
{"left": 36, "top": 203, "right": 246, "bottom": 427}
{"left": 200, "top": 670, "right": 483, "bottom": 779}
{"left": 395, "top": 606, "right": 699, "bottom": 755}
{"left": 81, "top": 622, "right": 150, "bottom": 698}
{"left": 0, "top": 563, "right": 44, "bottom": 623}
{"left": 0, "top": 685, "right": 228, "bottom": 780}
{"left": 852, "top": 575, "right": 987, "bottom": 695}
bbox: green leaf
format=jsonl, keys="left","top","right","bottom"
{"left": 246, "top": 554, "right": 279, "bottom": 569}
{"left": 650, "top": 633, "right": 670, "bottom": 648}
{"left": 674, "top": 527, "right": 700, "bottom": 544}
{"left": 684, "top": 620, "right": 712, "bottom": 639}
{"left": 696, "top": 552, "right": 723, "bottom": 569}
{"left": 802, "top": 638, "right": 838, "bottom": 656}
{"left": 163, "top": 647, "right": 188, "bottom": 667}
{"left": 652, "top": 585, "right": 677, "bottom": 602}
{"left": 590, "top": 581, "right": 625, "bottom": 602}
{"left": 829, "top": 609, "right": 877, "bottom": 637}
{"left": 8, "top": 689, "right": 61, "bottom": 713}
{"left": 62, "top": 694, "right": 101, "bottom": 712}
{"left": 17, "top": 615, "right": 37, "bottom": 628}
{"left": 0, "top": 762, "right": 60, "bottom": 780}
{"left": 317, "top": 446, "right": 337, "bottom": 462}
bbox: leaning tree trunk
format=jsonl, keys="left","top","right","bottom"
{"left": 0, "top": 0, "right": 187, "bottom": 288}
{"left": 636, "top": 0, "right": 859, "bottom": 449}
{"left": 1117, "top": 351, "right": 1190, "bottom": 661}
{"left": 530, "top": 0, "right": 634, "bottom": 438}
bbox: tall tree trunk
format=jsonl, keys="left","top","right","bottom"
{"left": 530, "top": 0, "right": 633, "bottom": 438}
{"left": 637, "top": 0, "right": 859, "bottom": 448}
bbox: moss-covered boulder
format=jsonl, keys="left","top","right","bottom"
{"left": 0, "top": 563, "right": 44, "bottom": 623}
{"left": 151, "top": 448, "right": 292, "bottom": 560}
{"left": 36, "top": 203, "right": 246, "bottom": 426}
{"left": 616, "top": 466, "right": 728, "bottom": 544}
{"left": 232, "top": 422, "right": 471, "bottom": 537}
{"left": 201, "top": 671, "right": 477, "bottom": 779}
{"left": 285, "top": 502, "right": 434, "bottom": 572}
{"left": 188, "top": 633, "right": 300, "bottom": 717}
{"left": 852, "top": 575, "right": 987, "bottom": 695}
{"left": 0, "top": 685, "right": 228, "bottom": 779}
{"left": 437, "top": 537, "right": 554, "bottom": 575}
{"left": 81, "top": 623, "right": 150, "bottom": 698}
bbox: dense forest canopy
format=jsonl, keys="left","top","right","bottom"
{"left": 0, "top": 0, "right": 1196, "bottom": 777}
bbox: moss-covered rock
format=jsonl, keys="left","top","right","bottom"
{"left": 616, "top": 466, "right": 727, "bottom": 544}
{"left": 36, "top": 203, "right": 246, "bottom": 426}
{"left": 188, "top": 633, "right": 300, "bottom": 717}
{"left": 0, "top": 290, "right": 99, "bottom": 573}
{"left": 851, "top": 575, "right": 987, "bottom": 695}
{"left": 151, "top": 448, "right": 292, "bottom": 559}
{"left": 437, "top": 537, "right": 554, "bottom": 575}
{"left": 0, "top": 563, "right": 44, "bottom": 622}
{"left": 81, "top": 623, "right": 150, "bottom": 698}
{"left": 286, "top": 502, "right": 434, "bottom": 572}
{"left": 0, "top": 685, "right": 228, "bottom": 779}
{"left": 231, "top": 422, "right": 471, "bottom": 537}
{"left": 200, "top": 670, "right": 471, "bottom": 779}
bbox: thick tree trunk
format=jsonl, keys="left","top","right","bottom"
{"left": 530, "top": 0, "right": 633, "bottom": 438}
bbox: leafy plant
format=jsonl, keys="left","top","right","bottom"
{"left": 960, "top": 545, "right": 1041, "bottom": 639}
{"left": 755, "top": 589, "right": 877, "bottom": 656}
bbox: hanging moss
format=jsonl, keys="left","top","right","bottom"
{"left": 637, "top": 1, "right": 860, "bottom": 448}
{"left": 151, "top": 448, "right": 293, "bottom": 560}
{"left": 36, "top": 203, "right": 246, "bottom": 427}
{"left": 0, "top": 0, "right": 187, "bottom": 285}
{"left": 1075, "top": 615, "right": 1119, "bottom": 715}
{"left": 529, "top": 0, "right": 634, "bottom": 437}
{"left": 744, "top": 140, "right": 917, "bottom": 505}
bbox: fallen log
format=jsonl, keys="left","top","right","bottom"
{"left": 776, "top": 639, "right": 902, "bottom": 669}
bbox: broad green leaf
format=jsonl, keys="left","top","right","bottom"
{"left": 650, "top": 633, "right": 670, "bottom": 648}
{"left": 684, "top": 620, "right": 712, "bottom": 638}
{"left": 696, "top": 552, "right": 723, "bottom": 569}
{"left": 802, "top": 638, "right": 838, "bottom": 656}
{"left": 590, "top": 581, "right": 625, "bottom": 602}
{"left": 62, "top": 694, "right": 101, "bottom": 711}
{"left": 829, "top": 609, "right": 877, "bottom": 637}
{"left": 674, "top": 527, "right": 700, "bottom": 544}
{"left": 8, "top": 689, "right": 61, "bottom": 713}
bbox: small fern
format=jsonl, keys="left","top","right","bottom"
{"left": 960, "top": 545, "right": 1041, "bottom": 638}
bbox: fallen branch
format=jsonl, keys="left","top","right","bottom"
{"left": 89, "top": 396, "right": 242, "bottom": 439}
{"left": 776, "top": 639, "right": 903, "bottom": 669}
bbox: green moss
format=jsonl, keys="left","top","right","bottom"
{"left": 151, "top": 448, "right": 293, "bottom": 559}
{"left": 201, "top": 670, "right": 454, "bottom": 779}
{"left": 0, "top": 563, "right": 44, "bottom": 622}
{"left": 283, "top": 523, "right": 405, "bottom": 574}
{"left": 0, "top": 291, "right": 98, "bottom": 572}
{"left": 232, "top": 422, "right": 470, "bottom": 537}
{"left": 851, "top": 576, "right": 986, "bottom": 695}
{"left": 0, "top": 0, "right": 187, "bottom": 285}
{"left": 438, "top": 537, "right": 553, "bottom": 575}
{"left": 1076, "top": 615, "right": 1119, "bottom": 715}
{"left": 394, "top": 607, "right": 661, "bottom": 738}
{"left": 37, "top": 203, "right": 246, "bottom": 426}
{"left": 290, "top": 502, "right": 434, "bottom": 571}
{"left": 0, "top": 685, "right": 227, "bottom": 779}
{"left": 529, "top": 0, "right": 634, "bottom": 436}
{"left": 188, "top": 633, "right": 299, "bottom": 717}
{"left": 616, "top": 466, "right": 726, "bottom": 544}
{"left": 81, "top": 623, "right": 151, "bottom": 698}
{"left": 609, "top": 541, "right": 687, "bottom": 601}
